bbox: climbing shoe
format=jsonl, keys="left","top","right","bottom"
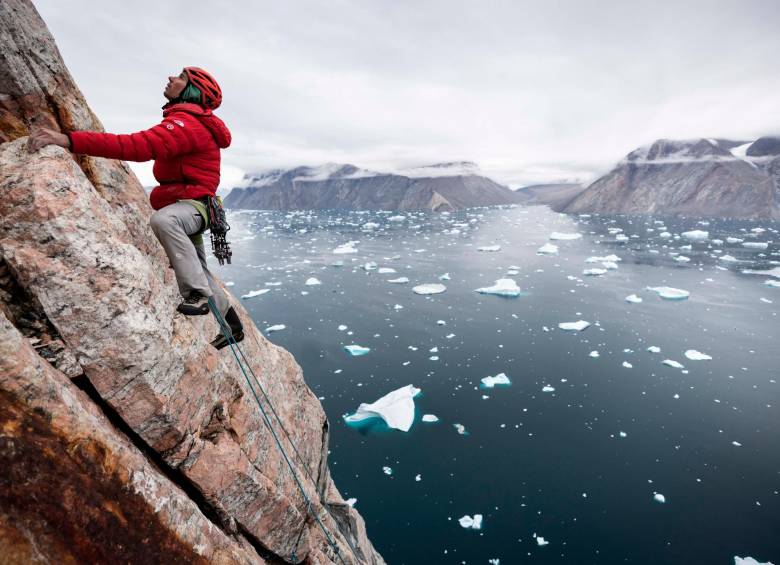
{"left": 210, "top": 329, "right": 245, "bottom": 350}
{"left": 176, "top": 290, "right": 210, "bottom": 316}
{"left": 211, "top": 306, "right": 244, "bottom": 350}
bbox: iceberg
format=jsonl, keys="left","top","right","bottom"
{"left": 422, "top": 414, "right": 439, "bottom": 423}
{"left": 344, "top": 345, "right": 371, "bottom": 356}
{"left": 663, "top": 359, "right": 685, "bottom": 369}
{"left": 453, "top": 423, "right": 468, "bottom": 435}
{"left": 766, "top": 280, "right": 780, "bottom": 288}
{"left": 333, "top": 242, "right": 358, "bottom": 254}
{"left": 343, "top": 384, "right": 421, "bottom": 432}
{"left": 625, "top": 294, "right": 643, "bottom": 303}
{"left": 458, "top": 514, "right": 483, "bottom": 530}
{"left": 647, "top": 346, "right": 661, "bottom": 353}
{"left": 305, "top": 277, "right": 321, "bottom": 285}
{"left": 734, "top": 557, "right": 775, "bottom": 565}
{"left": 475, "top": 279, "right": 521, "bottom": 297}
{"left": 542, "top": 385, "right": 555, "bottom": 392}
{"left": 478, "top": 245, "right": 501, "bottom": 252}
{"left": 742, "top": 242, "right": 768, "bottom": 250}
{"left": 681, "top": 230, "right": 708, "bottom": 240}
{"left": 536, "top": 536, "right": 549, "bottom": 546}
{"left": 685, "top": 349, "right": 712, "bottom": 360}
{"left": 653, "top": 493, "right": 666, "bottom": 503}
{"left": 413, "top": 283, "right": 447, "bottom": 295}
{"left": 378, "top": 267, "right": 396, "bottom": 274}
{"left": 583, "top": 268, "right": 607, "bottom": 276}
{"left": 537, "top": 243, "right": 559, "bottom": 255}
{"left": 481, "top": 373, "right": 511, "bottom": 388}
{"left": 363, "top": 261, "right": 378, "bottom": 271}
{"left": 646, "top": 286, "right": 690, "bottom": 300}
{"left": 265, "top": 324, "right": 286, "bottom": 333}
{"left": 388, "top": 277, "right": 410, "bottom": 284}
{"left": 241, "top": 288, "right": 271, "bottom": 299}
{"left": 742, "top": 267, "right": 780, "bottom": 278}
{"left": 549, "top": 232, "right": 581, "bottom": 240}
{"left": 558, "top": 320, "right": 591, "bottom": 332}
{"left": 586, "top": 254, "right": 621, "bottom": 263}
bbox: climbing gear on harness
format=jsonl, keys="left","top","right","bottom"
{"left": 177, "top": 290, "right": 210, "bottom": 316}
{"left": 207, "top": 298, "right": 362, "bottom": 564}
{"left": 210, "top": 306, "right": 244, "bottom": 349}
{"left": 205, "top": 195, "right": 232, "bottom": 265}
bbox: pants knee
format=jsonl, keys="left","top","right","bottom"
{"left": 150, "top": 209, "right": 178, "bottom": 236}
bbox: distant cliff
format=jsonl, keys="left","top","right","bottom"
{"left": 0, "top": 2, "right": 384, "bottom": 563}
{"left": 224, "top": 162, "right": 519, "bottom": 212}
{"left": 512, "top": 183, "right": 586, "bottom": 211}
{"left": 563, "top": 138, "right": 780, "bottom": 219}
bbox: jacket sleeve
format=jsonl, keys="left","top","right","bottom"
{"left": 68, "top": 116, "right": 198, "bottom": 162}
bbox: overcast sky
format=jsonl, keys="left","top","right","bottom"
{"left": 35, "top": 0, "right": 780, "bottom": 188}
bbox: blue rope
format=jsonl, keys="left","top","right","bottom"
{"left": 207, "top": 298, "right": 351, "bottom": 564}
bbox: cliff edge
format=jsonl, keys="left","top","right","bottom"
{"left": 0, "top": 1, "right": 384, "bottom": 563}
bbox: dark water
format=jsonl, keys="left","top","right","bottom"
{"left": 213, "top": 206, "right": 779, "bottom": 565}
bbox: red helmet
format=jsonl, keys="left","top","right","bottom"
{"left": 183, "top": 66, "right": 223, "bottom": 110}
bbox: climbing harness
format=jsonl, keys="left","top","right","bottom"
{"left": 205, "top": 195, "right": 232, "bottom": 265}
{"left": 207, "top": 298, "right": 362, "bottom": 564}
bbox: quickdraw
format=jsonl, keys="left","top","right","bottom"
{"left": 206, "top": 195, "right": 232, "bottom": 265}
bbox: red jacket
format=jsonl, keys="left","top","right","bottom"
{"left": 69, "top": 103, "right": 231, "bottom": 210}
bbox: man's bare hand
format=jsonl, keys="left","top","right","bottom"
{"left": 27, "top": 127, "right": 70, "bottom": 153}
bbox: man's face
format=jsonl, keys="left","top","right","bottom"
{"left": 164, "top": 71, "right": 188, "bottom": 100}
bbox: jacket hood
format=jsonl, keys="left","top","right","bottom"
{"left": 163, "top": 103, "right": 231, "bottom": 149}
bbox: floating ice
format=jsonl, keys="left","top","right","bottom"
{"left": 344, "top": 345, "right": 371, "bottom": 356}
{"left": 685, "top": 350, "right": 712, "bottom": 360}
{"left": 225, "top": 281, "right": 235, "bottom": 287}
{"left": 537, "top": 243, "right": 559, "bottom": 255}
{"left": 653, "top": 493, "right": 666, "bottom": 503}
{"left": 674, "top": 255, "right": 691, "bottom": 263}
{"left": 742, "top": 242, "right": 768, "bottom": 250}
{"left": 586, "top": 254, "right": 621, "bottom": 263}
{"left": 682, "top": 230, "right": 708, "bottom": 240}
{"left": 338, "top": 324, "right": 348, "bottom": 331}
{"left": 383, "top": 466, "right": 393, "bottom": 475}
{"left": 625, "top": 294, "right": 643, "bottom": 303}
{"left": 458, "top": 514, "right": 483, "bottom": 530}
{"left": 542, "top": 385, "right": 555, "bottom": 392}
{"left": 415, "top": 474, "right": 421, "bottom": 482}
{"left": 388, "top": 277, "right": 410, "bottom": 284}
{"left": 536, "top": 535, "right": 549, "bottom": 546}
{"left": 265, "top": 324, "right": 286, "bottom": 333}
{"left": 481, "top": 373, "right": 512, "bottom": 388}
{"left": 558, "top": 320, "right": 591, "bottom": 332}
{"left": 742, "top": 267, "right": 780, "bottom": 278}
{"left": 478, "top": 245, "right": 501, "bottom": 252}
{"left": 422, "top": 414, "right": 439, "bottom": 423}
{"left": 583, "top": 268, "right": 607, "bottom": 276}
{"left": 453, "top": 423, "right": 468, "bottom": 435}
{"left": 663, "top": 359, "right": 685, "bottom": 369}
{"left": 378, "top": 267, "right": 397, "bottom": 274}
{"left": 333, "top": 242, "right": 358, "bottom": 254}
{"left": 305, "top": 277, "right": 321, "bottom": 286}
{"left": 734, "top": 557, "right": 775, "bottom": 565}
{"left": 549, "top": 232, "right": 581, "bottom": 240}
{"left": 241, "top": 289, "right": 271, "bottom": 299}
{"left": 726, "top": 237, "right": 744, "bottom": 243}
{"left": 622, "top": 361, "right": 633, "bottom": 368}
{"left": 343, "top": 384, "right": 421, "bottom": 432}
{"left": 646, "top": 286, "right": 690, "bottom": 300}
{"left": 766, "top": 280, "right": 780, "bottom": 288}
{"left": 413, "top": 283, "right": 447, "bottom": 295}
{"left": 345, "top": 498, "right": 357, "bottom": 507}
{"left": 363, "top": 261, "right": 378, "bottom": 271}
{"left": 475, "top": 279, "right": 521, "bottom": 297}
{"left": 439, "top": 272, "right": 451, "bottom": 280}
{"left": 388, "top": 215, "right": 405, "bottom": 222}
{"left": 589, "top": 350, "right": 600, "bottom": 358}
{"left": 602, "top": 261, "right": 619, "bottom": 270}
{"left": 647, "top": 346, "right": 661, "bottom": 353}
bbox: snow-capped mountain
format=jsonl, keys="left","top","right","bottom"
{"left": 563, "top": 137, "right": 780, "bottom": 219}
{"left": 224, "top": 162, "right": 519, "bottom": 212}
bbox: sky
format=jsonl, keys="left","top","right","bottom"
{"left": 34, "top": 0, "right": 780, "bottom": 189}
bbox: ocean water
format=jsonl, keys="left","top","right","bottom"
{"left": 213, "top": 205, "right": 779, "bottom": 565}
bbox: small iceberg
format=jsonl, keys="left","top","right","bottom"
{"left": 663, "top": 359, "right": 685, "bottom": 369}
{"left": 625, "top": 294, "right": 643, "bottom": 303}
{"left": 653, "top": 493, "right": 666, "bottom": 504}
{"left": 413, "top": 283, "right": 447, "bottom": 295}
{"left": 343, "top": 384, "right": 421, "bottom": 432}
{"left": 453, "top": 423, "right": 469, "bottom": 435}
{"left": 535, "top": 535, "right": 549, "bottom": 546}
{"left": 647, "top": 346, "right": 661, "bottom": 353}
{"left": 542, "top": 385, "right": 555, "bottom": 392}
{"left": 439, "top": 272, "right": 451, "bottom": 281}
{"left": 742, "top": 242, "right": 768, "bottom": 250}
{"left": 586, "top": 254, "right": 621, "bottom": 263}
{"left": 481, "top": 373, "right": 511, "bottom": 388}
{"left": 549, "top": 232, "right": 582, "bottom": 240}
{"left": 537, "top": 243, "right": 559, "bottom": 255}
{"left": 681, "top": 230, "right": 708, "bottom": 240}
{"left": 241, "top": 288, "right": 271, "bottom": 299}
{"left": 478, "top": 245, "right": 501, "bottom": 252}
{"left": 742, "top": 267, "right": 780, "bottom": 278}
{"left": 305, "top": 277, "right": 321, "bottom": 286}
{"left": 685, "top": 349, "right": 712, "bottom": 360}
{"left": 583, "top": 268, "right": 607, "bottom": 276}
{"left": 388, "top": 277, "right": 410, "bottom": 284}
{"left": 344, "top": 345, "right": 371, "bottom": 356}
{"left": 475, "top": 279, "right": 521, "bottom": 297}
{"left": 378, "top": 267, "right": 396, "bottom": 274}
{"left": 363, "top": 261, "right": 378, "bottom": 271}
{"left": 265, "top": 324, "right": 286, "bottom": 333}
{"left": 458, "top": 514, "right": 483, "bottom": 530}
{"left": 647, "top": 286, "right": 690, "bottom": 300}
{"left": 558, "top": 320, "right": 591, "bottom": 332}
{"left": 422, "top": 414, "right": 439, "bottom": 423}
{"left": 333, "top": 242, "right": 359, "bottom": 254}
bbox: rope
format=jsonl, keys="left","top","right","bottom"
{"left": 207, "top": 298, "right": 356, "bottom": 564}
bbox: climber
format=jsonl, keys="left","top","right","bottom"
{"left": 27, "top": 67, "right": 243, "bottom": 350}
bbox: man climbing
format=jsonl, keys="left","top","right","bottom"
{"left": 28, "top": 67, "right": 244, "bottom": 350}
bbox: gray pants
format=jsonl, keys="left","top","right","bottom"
{"left": 150, "top": 201, "right": 229, "bottom": 316}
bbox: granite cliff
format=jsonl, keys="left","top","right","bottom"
{"left": 0, "top": 1, "right": 384, "bottom": 563}
{"left": 563, "top": 138, "right": 780, "bottom": 218}
{"left": 224, "top": 161, "right": 519, "bottom": 212}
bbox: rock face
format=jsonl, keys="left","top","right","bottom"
{"left": 224, "top": 162, "right": 519, "bottom": 212}
{"left": 563, "top": 138, "right": 780, "bottom": 219}
{"left": 0, "top": 2, "right": 384, "bottom": 564}
{"left": 512, "top": 183, "right": 586, "bottom": 212}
